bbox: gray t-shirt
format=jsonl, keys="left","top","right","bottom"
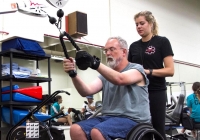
{"left": 99, "top": 63, "right": 151, "bottom": 123}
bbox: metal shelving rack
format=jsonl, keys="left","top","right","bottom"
{"left": 0, "top": 48, "right": 52, "bottom": 139}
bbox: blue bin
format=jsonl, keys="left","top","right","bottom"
{"left": 2, "top": 107, "right": 51, "bottom": 125}
{"left": 2, "top": 92, "right": 41, "bottom": 102}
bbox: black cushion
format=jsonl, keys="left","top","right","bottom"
{"left": 194, "top": 122, "right": 200, "bottom": 129}
{"left": 51, "top": 121, "right": 64, "bottom": 126}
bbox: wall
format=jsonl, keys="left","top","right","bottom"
{"left": 0, "top": 0, "right": 111, "bottom": 45}
{"left": 1, "top": 0, "right": 200, "bottom": 64}
{"left": 109, "top": 0, "right": 200, "bottom": 65}
{"left": 165, "top": 62, "right": 200, "bottom": 104}
{"left": 1, "top": 0, "right": 200, "bottom": 53}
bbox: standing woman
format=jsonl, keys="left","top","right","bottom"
{"left": 128, "top": 11, "right": 174, "bottom": 140}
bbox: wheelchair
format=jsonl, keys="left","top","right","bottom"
{"left": 6, "top": 90, "right": 70, "bottom": 140}
{"left": 125, "top": 123, "right": 164, "bottom": 140}
{"left": 88, "top": 107, "right": 164, "bottom": 140}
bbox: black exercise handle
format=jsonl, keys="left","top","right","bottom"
{"left": 59, "top": 31, "right": 80, "bottom": 77}
{"left": 59, "top": 31, "right": 81, "bottom": 52}
{"left": 6, "top": 90, "right": 70, "bottom": 140}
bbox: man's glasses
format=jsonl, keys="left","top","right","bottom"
{"left": 103, "top": 47, "right": 123, "bottom": 54}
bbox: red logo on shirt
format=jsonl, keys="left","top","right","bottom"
{"left": 145, "top": 46, "right": 155, "bottom": 55}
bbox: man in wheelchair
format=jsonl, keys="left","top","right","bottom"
{"left": 50, "top": 95, "right": 73, "bottom": 126}
{"left": 63, "top": 36, "right": 151, "bottom": 140}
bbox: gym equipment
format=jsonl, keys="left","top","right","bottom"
{"left": 75, "top": 51, "right": 100, "bottom": 70}
{"left": 6, "top": 90, "right": 70, "bottom": 140}
{"left": 166, "top": 82, "right": 186, "bottom": 114}
{"left": 45, "top": 6, "right": 100, "bottom": 74}
{"left": 8, "top": 112, "right": 66, "bottom": 140}
{"left": 95, "top": 101, "right": 102, "bottom": 110}
{"left": 87, "top": 106, "right": 102, "bottom": 120}
{"left": 86, "top": 101, "right": 102, "bottom": 120}
{"left": 2, "top": 92, "right": 41, "bottom": 102}
{"left": 70, "top": 108, "right": 83, "bottom": 123}
{"left": 126, "top": 123, "right": 164, "bottom": 140}
{"left": 88, "top": 103, "right": 163, "bottom": 139}
{"left": 2, "top": 86, "right": 42, "bottom": 99}
{"left": 181, "top": 113, "right": 194, "bottom": 130}
{"left": 165, "top": 82, "right": 189, "bottom": 139}
{"left": 1, "top": 107, "right": 51, "bottom": 125}
{"left": 46, "top": 0, "right": 69, "bottom": 9}
{"left": 165, "top": 93, "right": 186, "bottom": 139}
{"left": 69, "top": 101, "right": 103, "bottom": 123}
{"left": 84, "top": 101, "right": 88, "bottom": 104}
{"left": 45, "top": 8, "right": 81, "bottom": 77}
{"left": 2, "top": 85, "right": 19, "bottom": 92}
{"left": 2, "top": 37, "right": 46, "bottom": 56}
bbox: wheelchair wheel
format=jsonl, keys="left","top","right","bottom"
{"left": 8, "top": 125, "right": 65, "bottom": 140}
{"left": 9, "top": 125, "right": 50, "bottom": 140}
{"left": 10, "top": 126, "right": 26, "bottom": 140}
{"left": 126, "top": 123, "right": 164, "bottom": 140}
{"left": 126, "top": 123, "right": 152, "bottom": 140}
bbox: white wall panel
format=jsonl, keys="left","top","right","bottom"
{"left": 1, "top": 0, "right": 199, "bottom": 63}
{"left": 43, "top": 0, "right": 110, "bottom": 46}
{"left": 109, "top": 0, "right": 200, "bottom": 64}
{"left": 178, "top": 64, "right": 200, "bottom": 83}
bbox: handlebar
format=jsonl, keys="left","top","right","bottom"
{"left": 59, "top": 31, "right": 80, "bottom": 77}
{"left": 47, "top": 9, "right": 82, "bottom": 78}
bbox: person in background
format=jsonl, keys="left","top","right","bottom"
{"left": 50, "top": 95, "right": 72, "bottom": 126}
{"left": 81, "top": 95, "right": 96, "bottom": 119}
{"left": 63, "top": 36, "right": 151, "bottom": 140}
{"left": 181, "top": 82, "right": 200, "bottom": 138}
{"left": 128, "top": 11, "right": 174, "bottom": 140}
{"left": 40, "top": 105, "right": 47, "bottom": 114}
